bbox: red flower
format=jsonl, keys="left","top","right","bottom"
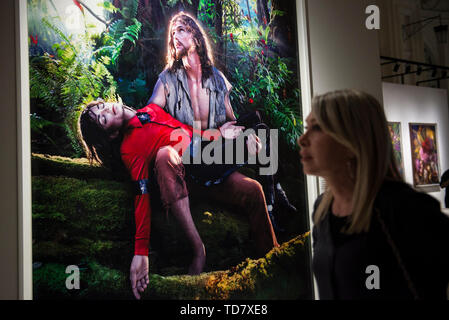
{"left": 258, "top": 30, "right": 262, "bottom": 36}
{"left": 263, "top": 17, "right": 267, "bottom": 25}
{"left": 261, "top": 50, "right": 265, "bottom": 55}
{"left": 230, "top": 33, "right": 234, "bottom": 43}
{"left": 249, "top": 98, "right": 254, "bottom": 104}
{"left": 261, "top": 39, "right": 266, "bottom": 46}
{"left": 30, "top": 35, "right": 38, "bottom": 45}
{"left": 73, "top": 0, "right": 84, "bottom": 14}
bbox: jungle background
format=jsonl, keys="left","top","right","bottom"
{"left": 28, "top": 0, "right": 312, "bottom": 299}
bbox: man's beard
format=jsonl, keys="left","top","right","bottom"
{"left": 175, "top": 46, "right": 188, "bottom": 60}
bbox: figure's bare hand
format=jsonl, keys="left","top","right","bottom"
{"left": 219, "top": 121, "right": 245, "bottom": 140}
{"left": 247, "top": 133, "right": 262, "bottom": 155}
{"left": 130, "top": 255, "right": 149, "bottom": 300}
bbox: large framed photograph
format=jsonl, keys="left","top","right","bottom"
{"left": 409, "top": 123, "right": 441, "bottom": 187}
{"left": 387, "top": 122, "right": 405, "bottom": 179}
{"left": 26, "top": 0, "right": 312, "bottom": 299}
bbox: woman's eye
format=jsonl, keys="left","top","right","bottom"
{"left": 305, "top": 124, "right": 321, "bottom": 132}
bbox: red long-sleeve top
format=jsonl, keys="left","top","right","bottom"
{"left": 120, "top": 104, "right": 220, "bottom": 256}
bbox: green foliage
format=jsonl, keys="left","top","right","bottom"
{"left": 92, "top": 0, "right": 149, "bottom": 108}
{"left": 28, "top": 0, "right": 146, "bottom": 157}
{"left": 33, "top": 261, "right": 130, "bottom": 299}
{"left": 116, "top": 73, "right": 148, "bottom": 107}
{"left": 227, "top": 24, "right": 303, "bottom": 149}
{"left": 29, "top": 0, "right": 302, "bottom": 155}
{"left": 198, "top": 0, "right": 217, "bottom": 22}
{"left": 30, "top": 114, "right": 65, "bottom": 147}
{"left": 96, "top": 18, "right": 142, "bottom": 66}
{"left": 29, "top": 17, "right": 118, "bottom": 156}
{"left": 222, "top": 0, "right": 243, "bottom": 30}
{"left": 97, "top": 1, "right": 119, "bottom": 14}
{"left": 27, "top": 0, "right": 66, "bottom": 55}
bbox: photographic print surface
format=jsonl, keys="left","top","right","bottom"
{"left": 28, "top": 0, "right": 311, "bottom": 299}
{"left": 409, "top": 123, "right": 440, "bottom": 186}
{"left": 388, "top": 122, "right": 404, "bottom": 178}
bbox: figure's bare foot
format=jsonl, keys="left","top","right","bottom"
{"left": 188, "top": 243, "right": 206, "bottom": 275}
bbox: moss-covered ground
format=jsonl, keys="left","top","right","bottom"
{"left": 32, "top": 153, "right": 312, "bottom": 299}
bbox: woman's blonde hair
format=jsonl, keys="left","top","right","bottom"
{"left": 312, "top": 89, "right": 402, "bottom": 233}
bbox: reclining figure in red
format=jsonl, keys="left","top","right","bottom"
{"left": 78, "top": 99, "right": 290, "bottom": 299}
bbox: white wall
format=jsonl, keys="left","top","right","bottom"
{"left": 306, "top": 0, "right": 383, "bottom": 102}
{"left": 382, "top": 82, "right": 449, "bottom": 207}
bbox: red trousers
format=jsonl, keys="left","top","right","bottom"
{"left": 154, "top": 146, "right": 279, "bottom": 257}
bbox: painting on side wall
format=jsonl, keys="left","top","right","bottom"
{"left": 387, "top": 122, "right": 404, "bottom": 179}
{"left": 409, "top": 123, "right": 440, "bottom": 187}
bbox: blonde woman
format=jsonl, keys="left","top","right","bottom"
{"left": 298, "top": 89, "right": 449, "bottom": 299}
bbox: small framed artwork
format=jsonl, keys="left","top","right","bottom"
{"left": 387, "top": 122, "right": 405, "bottom": 179}
{"left": 409, "top": 123, "right": 441, "bottom": 187}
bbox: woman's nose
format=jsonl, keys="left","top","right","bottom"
{"left": 100, "top": 105, "right": 110, "bottom": 116}
{"left": 298, "top": 131, "right": 308, "bottom": 147}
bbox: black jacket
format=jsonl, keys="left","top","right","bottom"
{"left": 312, "top": 180, "right": 449, "bottom": 300}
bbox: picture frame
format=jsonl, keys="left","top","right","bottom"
{"left": 22, "top": 0, "right": 314, "bottom": 300}
{"left": 387, "top": 121, "right": 405, "bottom": 179}
{"left": 409, "top": 123, "right": 441, "bottom": 187}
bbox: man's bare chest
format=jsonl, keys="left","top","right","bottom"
{"left": 187, "top": 79, "right": 210, "bottom": 127}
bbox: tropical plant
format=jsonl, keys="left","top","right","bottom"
{"left": 226, "top": 23, "right": 302, "bottom": 149}
{"left": 29, "top": 17, "right": 118, "bottom": 156}
{"left": 94, "top": 0, "right": 148, "bottom": 108}
{"left": 94, "top": 3, "right": 142, "bottom": 66}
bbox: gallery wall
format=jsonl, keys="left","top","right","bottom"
{"left": 0, "top": 0, "right": 19, "bottom": 299}
{"left": 305, "top": 0, "right": 384, "bottom": 200}
{"left": 306, "top": 0, "right": 383, "bottom": 102}
{"left": 382, "top": 82, "right": 449, "bottom": 206}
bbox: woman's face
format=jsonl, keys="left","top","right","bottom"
{"left": 88, "top": 101, "right": 125, "bottom": 137}
{"left": 298, "top": 112, "right": 354, "bottom": 179}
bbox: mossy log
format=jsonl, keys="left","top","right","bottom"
{"left": 32, "top": 153, "right": 112, "bottom": 180}
{"left": 32, "top": 153, "right": 311, "bottom": 299}
{"left": 33, "top": 234, "right": 310, "bottom": 300}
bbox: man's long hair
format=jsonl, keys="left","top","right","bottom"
{"left": 78, "top": 100, "right": 127, "bottom": 179}
{"left": 166, "top": 12, "right": 214, "bottom": 80}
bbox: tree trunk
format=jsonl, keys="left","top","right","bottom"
{"left": 256, "top": 0, "right": 270, "bottom": 26}
{"left": 268, "top": 0, "right": 296, "bottom": 57}
{"left": 173, "top": 0, "right": 199, "bottom": 17}
{"left": 137, "top": 0, "right": 165, "bottom": 30}
{"left": 190, "top": 0, "right": 200, "bottom": 17}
